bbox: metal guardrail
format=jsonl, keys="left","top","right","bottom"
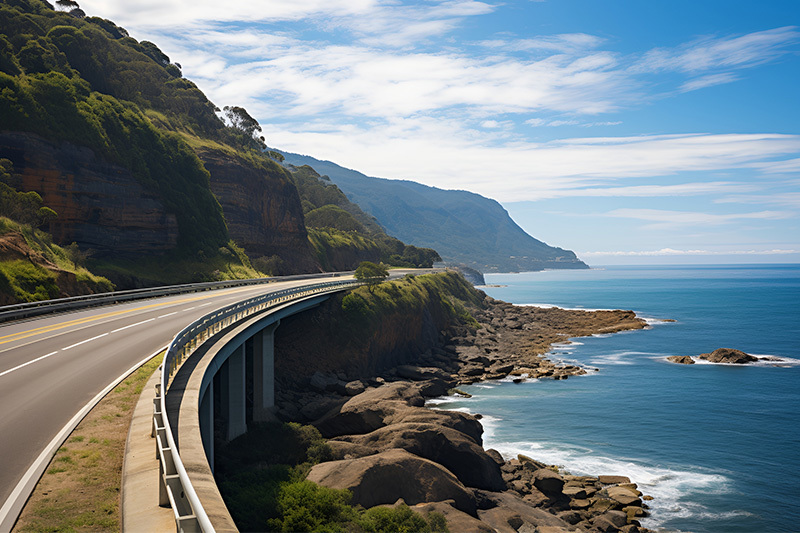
{"left": 0, "top": 272, "right": 352, "bottom": 324}
{"left": 152, "top": 278, "right": 363, "bottom": 532}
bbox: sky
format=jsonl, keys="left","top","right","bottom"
{"left": 81, "top": 0, "right": 800, "bottom": 265}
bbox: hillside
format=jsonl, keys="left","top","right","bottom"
{"left": 288, "top": 164, "right": 440, "bottom": 271}
{"left": 0, "top": 0, "right": 318, "bottom": 288}
{"left": 279, "top": 151, "right": 588, "bottom": 273}
{"left": 0, "top": 0, "right": 446, "bottom": 299}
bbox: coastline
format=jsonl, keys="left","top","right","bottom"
{"left": 272, "top": 292, "right": 656, "bottom": 532}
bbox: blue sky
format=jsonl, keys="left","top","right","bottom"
{"left": 82, "top": 0, "right": 800, "bottom": 265}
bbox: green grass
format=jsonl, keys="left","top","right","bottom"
{"left": 14, "top": 355, "right": 163, "bottom": 533}
{"left": 89, "top": 240, "right": 266, "bottom": 286}
{"left": 0, "top": 217, "right": 114, "bottom": 302}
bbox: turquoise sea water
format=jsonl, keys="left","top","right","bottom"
{"left": 430, "top": 265, "right": 800, "bottom": 533}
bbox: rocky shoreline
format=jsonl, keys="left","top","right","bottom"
{"left": 274, "top": 295, "right": 654, "bottom": 533}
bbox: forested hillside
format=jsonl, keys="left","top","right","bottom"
{"left": 0, "top": 0, "right": 439, "bottom": 300}
{"left": 289, "top": 164, "right": 440, "bottom": 271}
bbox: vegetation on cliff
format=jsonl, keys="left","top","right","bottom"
{"left": 0, "top": 157, "right": 113, "bottom": 303}
{"left": 0, "top": 217, "right": 113, "bottom": 303}
{"left": 276, "top": 272, "right": 482, "bottom": 380}
{"left": 0, "top": 3, "right": 228, "bottom": 253}
{"left": 0, "top": 0, "right": 318, "bottom": 284}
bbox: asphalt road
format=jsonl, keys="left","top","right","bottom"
{"left": 0, "top": 276, "right": 343, "bottom": 513}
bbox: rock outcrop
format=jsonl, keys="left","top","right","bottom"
{"left": 697, "top": 348, "right": 758, "bottom": 364}
{"left": 197, "top": 147, "right": 319, "bottom": 273}
{"left": 666, "top": 355, "right": 695, "bottom": 365}
{"left": 306, "top": 448, "right": 478, "bottom": 515}
{"left": 1, "top": 132, "right": 178, "bottom": 256}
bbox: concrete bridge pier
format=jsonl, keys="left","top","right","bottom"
{"left": 197, "top": 318, "right": 280, "bottom": 473}
{"left": 253, "top": 321, "right": 279, "bottom": 422}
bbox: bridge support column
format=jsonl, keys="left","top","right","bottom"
{"left": 200, "top": 382, "right": 214, "bottom": 472}
{"left": 253, "top": 321, "right": 279, "bottom": 422}
{"left": 225, "top": 343, "right": 247, "bottom": 441}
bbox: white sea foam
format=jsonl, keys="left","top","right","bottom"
{"left": 587, "top": 350, "right": 661, "bottom": 365}
{"left": 642, "top": 317, "right": 677, "bottom": 326}
{"left": 485, "top": 437, "right": 736, "bottom": 529}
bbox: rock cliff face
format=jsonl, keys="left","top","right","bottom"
{"left": 196, "top": 148, "right": 319, "bottom": 273}
{"left": 0, "top": 131, "right": 179, "bottom": 256}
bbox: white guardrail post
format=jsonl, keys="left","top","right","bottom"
{"left": 153, "top": 279, "right": 362, "bottom": 532}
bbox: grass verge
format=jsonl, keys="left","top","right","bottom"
{"left": 11, "top": 354, "right": 163, "bottom": 533}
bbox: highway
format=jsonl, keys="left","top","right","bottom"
{"left": 0, "top": 276, "right": 350, "bottom": 519}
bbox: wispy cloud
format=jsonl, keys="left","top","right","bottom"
{"left": 716, "top": 192, "right": 800, "bottom": 208}
{"left": 582, "top": 248, "right": 800, "bottom": 257}
{"left": 633, "top": 26, "right": 799, "bottom": 73}
{"left": 679, "top": 72, "right": 740, "bottom": 92}
{"left": 603, "top": 208, "right": 793, "bottom": 230}
{"left": 480, "top": 33, "right": 605, "bottom": 54}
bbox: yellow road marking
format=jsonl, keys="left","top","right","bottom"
{"left": 0, "top": 286, "right": 267, "bottom": 345}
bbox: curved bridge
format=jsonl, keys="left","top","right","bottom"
{"left": 0, "top": 269, "right": 433, "bottom": 533}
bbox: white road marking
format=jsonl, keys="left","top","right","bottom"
{"left": 157, "top": 312, "right": 178, "bottom": 319}
{"left": 0, "top": 352, "right": 59, "bottom": 379}
{"left": 184, "top": 306, "right": 197, "bottom": 311}
{"left": 111, "top": 318, "right": 156, "bottom": 333}
{"left": 62, "top": 333, "right": 108, "bottom": 351}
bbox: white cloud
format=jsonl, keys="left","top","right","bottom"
{"left": 555, "top": 181, "right": 758, "bottom": 198}
{"left": 480, "top": 33, "right": 605, "bottom": 54}
{"left": 679, "top": 72, "right": 740, "bottom": 92}
{"left": 581, "top": 248, "right": 800, "bottom": 257}
{"left": 634, "top": 26, "right": 799, "bottom": 74}
{"left": 716, "top": 192, "right": 800, "bottom": 208}
{"left": 603, "top": 208, "right": 793, "bottom": 229}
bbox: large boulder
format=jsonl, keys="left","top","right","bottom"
{"left": 666, "top": 355, "right": 695, "bottom": 365}
{"left": 333, "top": 422, "right": 505, "bottom": 491}
{"left": 531, "top": 468, "right": 565, "bottom": 495}
{"left": 306, "top": 449, "right": 477, "bottom": 515}
{"left": 313, "top": 382, "right": 424, "bottom": 437}
{"left": 314, "top": 382, "right": 484, "bottom": 443}
{"left": 396, "top": 365, "right": 452, "bottom": 381}
{"left": 697, "top": 348, "right": 757, "bottom": 364}
{"left": 412, "top": 501, "right": 496, "bottom": 533}
{"left": 473, "top": 490, "right": 574, "bottom": 533}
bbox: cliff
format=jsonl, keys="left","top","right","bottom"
{"left": 1, "top": 131, "right": 179, "bottom": 256}
{"left": 197, "top": 148, "right": 318, "bottom": 274}
{"left": 275, "top": 272, "right": 480, "bottom": 382}
{"left": 0, "top": 1, "right": 319, "bottom": 283}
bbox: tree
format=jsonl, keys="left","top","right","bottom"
{"left": 354, "top": 261, "right": 389, "bottom": 291}
{"left": 222, "top": 106, "right": 266, "bottom": 149}
{"left": 55, "top": 0, "right": 79, "bottom": 11}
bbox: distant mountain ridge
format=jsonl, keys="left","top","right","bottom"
{"left": 278, "top": 151, "right": 588, "bottom": 273}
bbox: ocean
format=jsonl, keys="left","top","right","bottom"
{"left": 430, "top": 264, "right": 800, "bottom": 533}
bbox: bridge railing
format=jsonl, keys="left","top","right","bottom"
{"left": 153, "top": 278, "right": 362, "bottom": 532}
{"left": 0, "top": 272, "right": 352, "bottom": 324}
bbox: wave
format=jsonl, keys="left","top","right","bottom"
{"left": 587, "top": 350, "right": 664, "bottom": 365}
{"left": 483, "top": 437, "right": 736, "bottom": 529}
